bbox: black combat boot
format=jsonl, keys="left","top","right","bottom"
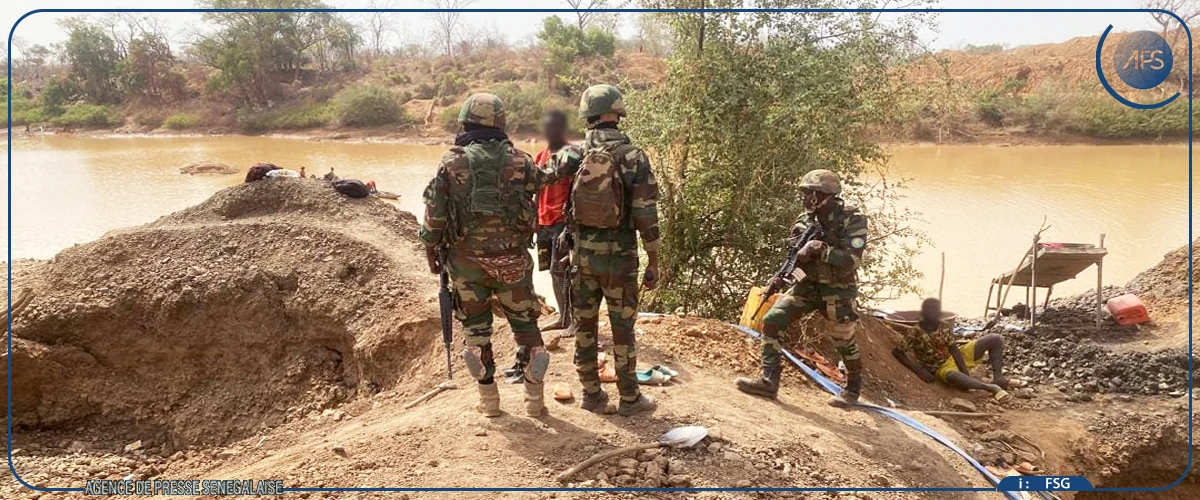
{"left": 735, "top": 362, "right": 781, "bottom": 399}
{"left": 829, "top": 360, "right": 863, "bottom": 408}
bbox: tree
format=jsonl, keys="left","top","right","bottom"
{"left": 633, "top": 12, "right": 672, "bottom": 56}
{"left": 363, "top": 0, "right": 399, "bottom": 58}
{"left": 563, "top": 0, "right": 627, "bottom": 31}
{"left": 1142, "top": 0, "right": 1199, "bottom": 95}
{"left": 537, "top": 15, "right": 617, "bottom": 92}
{"left": 192, "top": 0, "right": 356, "bottom": 103}
{"left": 59, "top": 18, "right": 123, "bottom": 104}
{"left": 626, "top": 1, "right": 932, "bottom": 320}
{"left": 426, "top": 0, "right": 476, "bottom": 57}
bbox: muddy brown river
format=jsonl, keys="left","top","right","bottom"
{"left": 3, "top": 135, "right": 1193, "bottom": 311}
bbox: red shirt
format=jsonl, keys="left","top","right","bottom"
{"left": 535, "top": 147, "right": 572, "bottom": 226}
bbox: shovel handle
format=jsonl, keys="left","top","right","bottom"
{"left": 557, "top": 442, "right": 663, "bottom": 483}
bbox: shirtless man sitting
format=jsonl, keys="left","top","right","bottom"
{"left": 893, "top": 298, "right": 1011, "bottom": 400}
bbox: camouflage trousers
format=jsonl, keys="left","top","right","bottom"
{"left": 760, "top": 281, "right": 862, "bottom": 379}
{"left": 448, "top": 249, "right": 543, "bottom": 382}
{"left": 572, "top": 248, "right": 641, "bottom": 402}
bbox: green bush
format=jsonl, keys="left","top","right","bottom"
{"left": 333, "top": 85, "right": 406, "bottom": 127}
{"left": 492, "top": 83, "right": 581, "bottom": 133}
{"left": 163, "top": 113, "right": 200, "bottom": 130}
{"left": 386, "top": 71, "right": 411, "bottom": 85}
{"left": 439, "top": 105, "right": 462, "bottom": 132}
{"left": 237, "top": 103, "right": 332, "bottom": 131}
{"left": 51, "top": 104, "right": 112, "bottom": 128}
{"left": 11, "top": 106, "right": 48, "bottom": 126}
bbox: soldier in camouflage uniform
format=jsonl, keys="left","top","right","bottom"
{"left": 419, "top": 93, "right": 551, "bottom": 418}
{"left": 735, "top": 169, "right": 870, "bottom": 408}
{"left": 554, "top": 84, "right": 660, "bottom": 416}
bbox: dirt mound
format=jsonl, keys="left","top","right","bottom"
{"left": 3, "top": 179, "right": 439, "bottom": 451}
{"left": 1126, "top": 238, "right": 1197, "bottom": 315}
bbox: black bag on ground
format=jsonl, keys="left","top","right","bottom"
{"left": 245, "top": 162, "right": 280, "bottom": 182}
{"left": 333, "top": 179, "right": 371, "bottom": 198}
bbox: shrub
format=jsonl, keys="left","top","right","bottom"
{"left": 333, "top": 85, "right": 406, "bottom": 127}
{"left": 237, "top": 103, "right": 332, "bottom": 131}
{"left": 163, "top": 113, "right": 199, "bottom": 130}
{"left": 11, "top": 107, "right": 48, "bottom": 126}
{"left": 386, "top": 71, "right": 411, "bottom": 85}
{"left": 51, "top": 104, "right": 112, "bottom": 128}
{"left": 439, "top": 105, "right": 462, "bottom": 132}
{"left": 492, "top": 83, "right": 581, "bottom": 133}
{"left": 414, "top": 82, "right": 437, "bottom": 99}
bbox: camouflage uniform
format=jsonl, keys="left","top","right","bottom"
{"left": 738, "top": 169, "right": 869, "bottom": 405}
{"left": 557, "top": 84, "right": 661, "bottom": 413}
{"left": 419, "top": 93, "right": 550, "bottom": 417}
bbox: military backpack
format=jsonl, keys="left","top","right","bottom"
{"left": 570, "top": 144, "right": 633, "bottom": 229}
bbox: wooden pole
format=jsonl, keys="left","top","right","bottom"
{"left": 1097, "top": 234, "right": 1106, "bottom": 329}
{"left": 1031, "top": 235, "right": 1039, "bottom": 327}
{"left": 938, "top": 252, "right": 946, "bottom": 303}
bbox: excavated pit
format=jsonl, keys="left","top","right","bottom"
{"left": 3, "top": 179, "right": 439, "bottom": 450}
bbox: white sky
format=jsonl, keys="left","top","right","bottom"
{"left": 2, "top": 0, "right": 1169, "bottom": 57}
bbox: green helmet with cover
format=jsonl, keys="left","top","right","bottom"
{"left": 578, "top": 84, "right": 627, "bottom": 119}
{"left": 799, "top": 169, "right": 841, "bottom": 195}
{"left": 458, "top": 93, "right": 507, "bottom": 129}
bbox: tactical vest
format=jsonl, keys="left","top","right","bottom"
{"left": 446, "top": 141, "right": 534, "bottom": 245}
{"left": 798, "top": 205, "right": 861, "bottom": 286}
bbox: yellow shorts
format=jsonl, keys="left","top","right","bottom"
{"left": 934, "top": 340, "right": 978, "bottom": 383}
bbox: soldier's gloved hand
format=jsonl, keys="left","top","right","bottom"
{"left": 797, "top": 240, "right": 826, "bottom": 262}
{"left": 425, "top": 246, "right": 442, "bottom": 274}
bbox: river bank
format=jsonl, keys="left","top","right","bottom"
{"left": 6, "top": 124, "right": 1193, "bottom": 148}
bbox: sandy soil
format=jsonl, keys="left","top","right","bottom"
{"left": 2, "top": 181, "right": 1195, "bottom": 499}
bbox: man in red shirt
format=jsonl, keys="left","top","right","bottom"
{"left": 535, "top": 110, "right": 574, "bottom": 332}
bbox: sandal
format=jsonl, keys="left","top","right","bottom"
{"left": 1016, "top": 462, "right": 1044, "bottom": 475}
{"left": 993, "top": 389, "right": 1011, "bottom": 402}
{"left": 637, "top": 368, "right": 671, "bottom": 385}
{"left": 651, "top": 365, "right": 679, "bottom": 378}
{"left": 552, "top": 382, "right": 574, "bottom": 402}
{"left": 599, "top": 363, "right": 618, "bottom": 383}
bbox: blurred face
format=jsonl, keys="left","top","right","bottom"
{"left": 542, "top": 115, "right": 567, "bottom": 145}
{"left": 802, "top": 189, "right": 825, "bottom": 212}
{"left": 920, "top": 300, "right": 942, "bottom": 321}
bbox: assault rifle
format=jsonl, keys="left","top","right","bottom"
{"left": 436, "top": 248, "right": 454, "bottom": 379}
{"left": 761, "top": 222, "right": 826, "bottom": 300}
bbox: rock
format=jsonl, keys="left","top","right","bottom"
{"left": 595, "top": 472, "right": 608, "bottom": 483}
{"left": 668, "top": 459, "right": 688, "bottom": 475}
{"left": 708, "top": 442, "right": 723, "bottom": 453}
{"left": 724, "top": 451, "right": 741, "bottom": 461}
{"left": 474, "top": 428, "right": 488, "bottom": 437}
{"left": 949, "top": 398, "right": 977, "bottom": 413}
{"left": 869, "top": 472, "right": 891, "bottom": 487}
{"left": 179, "top": 162, "right": 237, "bottom": 175}
{"left": 617, "top": 458, "right": 639, "bottom": 469}
{"left": 735, "top": 479, "right": 752, "bottom": 488}
{"left": 124, "top": 441, "right": 143, "bottom": 453}
{"left": 667, "top": 474, "right": 693, "bottom": 487}
{"left": 329, "top": 444, "right": 346, "bottom": 457}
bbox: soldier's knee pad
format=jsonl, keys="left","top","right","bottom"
{"left": 462, "top": 344, "right": 495, "bottom": 382}
{"left": 826, "top": 320, "right": 856, "bottom": 342}
{"left": 524, "top": 346, "right": 550, "bottom": 384}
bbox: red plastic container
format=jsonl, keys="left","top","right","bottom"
{"left": 1106, "top": 294, "right": 1149, "bottom": 325}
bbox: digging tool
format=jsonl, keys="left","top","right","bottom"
{"left": 403, "top": 381, "right": 458, "bottom": 409}
{"left": 437, "top": 249, "right": 454, "bottom": 379}
{"left": 557, "top": 426, "right": 708, "bottom": 483}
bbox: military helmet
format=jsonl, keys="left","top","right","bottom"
{"left": 799, "top": 169, "right": 841, "bottom": 195}
{"left": 578, "top": 84, "right": 627, "bottom": 119}
{"left": 458, "top": 93, "right": 507, "bottom": 129}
